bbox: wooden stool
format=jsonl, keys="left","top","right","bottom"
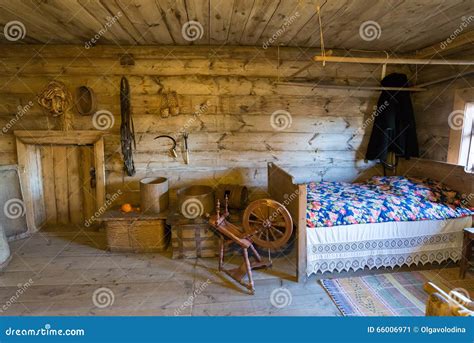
{"left": 460, "top": 228, "right": 474, "bottom": 279}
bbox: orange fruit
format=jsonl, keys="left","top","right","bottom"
{"left": 121, "top": 203, "right": 133, "bottom": 213}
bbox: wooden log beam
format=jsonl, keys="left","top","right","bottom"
{"left": 276, "top": 82, "right": 426, "bottom": 92}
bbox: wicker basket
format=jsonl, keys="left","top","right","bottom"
{"left": 105, "top": 220, "right": 168, "bottom": 253}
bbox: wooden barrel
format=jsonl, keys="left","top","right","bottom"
{"left": 215, "top": 184, "right": 248, "bottom": 209}
{"left": 140, "top": 177, "right": 169, "bottom": 213}
{"left": 177, "top": 185, "right": 214, "bottom": 219}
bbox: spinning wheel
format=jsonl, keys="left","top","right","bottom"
{"left": 207, "top": 198, "right": 293, "bottom": 294}
{"left": 242, "top": 199, "right": 293, "bottom": 250}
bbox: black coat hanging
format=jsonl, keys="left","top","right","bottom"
{"left": 365, "top": 73, "right": 419, "bottom": 163}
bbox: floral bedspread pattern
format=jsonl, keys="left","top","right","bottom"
{"left": 306, "top": 176, "right": 473, "bottom": 228}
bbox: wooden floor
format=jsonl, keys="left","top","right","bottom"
{"left": 0, "top": 229, "right": 340, "bottom": 316}
{"left": 0, "top": 229, "right": 469, "bottom": 316}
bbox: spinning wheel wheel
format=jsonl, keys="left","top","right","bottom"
{"left": 242, "top": 199, "right": 293, "bottom": 250}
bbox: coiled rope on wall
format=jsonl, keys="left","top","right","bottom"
{"left": 120, "top": 76, "right": 136, "bottom": 176}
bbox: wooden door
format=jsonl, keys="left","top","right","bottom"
{"left": 39, "top": 144, "right": 97, "bottom": 227}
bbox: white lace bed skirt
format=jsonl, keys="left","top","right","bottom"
{"left": 306, "top": 217, "right": 472, "bottom": 275}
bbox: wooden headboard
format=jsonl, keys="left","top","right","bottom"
{"left": 267, "top": 162, "right": 307, "bottom": 282}
{"left": 397, "top": 159, "right": 474, "bottom": 207}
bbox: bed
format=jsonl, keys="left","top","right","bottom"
{"left": 267, "top": 159, "right": 474, "bottom": 282}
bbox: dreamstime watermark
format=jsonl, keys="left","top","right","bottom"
{"left": 174, "top": 279, "right": 211, "bottom": 315}
{"left": 358, "top": 100, "right": 390, "bottom": 134}
{"left": 85, "top": 11, "right": 122, "bottom": 49}
{"left": 2, "top": 101, "right": 34, "bottom": 134}
{"left": 3, "top": 21, "right": 26, "bottom": 41}
{"left": 84, "top": 190, "right": 122, "bottom": 227}
{"left": 5, "top": 324, "right": 85, "bottom": 337}
{"left": 262, "top": 12, "right": 300, "bottom": 49}
{"left": 173, "top": 100, "right": 211, "bottom": 140}
{"left": 267, "top": 189, "right": 299, "bottom": 224}
{"left": 270, "top": 110, "right": 292, "bottom": 131}
{"left": 0, "top": 279, "right": 34, "bottom": 313}
{"left": 181, "top": 198, "right": 204, "bottom": 219}
{"left": 270, "top": 287, "right": 292, "bottom": 308}
{"left": 92, "top": 287, "right": 115, "bottom": 308}
{"left": 92, "top": 110, "right": 115, "bottom": 130}
{"left": 447, "top": 110, "right": 464, "bottom": 130}
{"left": 3, "top": 198, "right": 26, "bottom": 219}
{"left": 181, "top": 21, "right": 204, "bottom": 42}
{"left": 359, "top": 21, "right": 381, "bottom": 41}
{"left": 440, "top": 16, "right": 474, "bottom": 50}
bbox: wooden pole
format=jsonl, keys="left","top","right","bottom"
{"left": 276, "top": 82, "right": 426, "bottom": 92}
{"left": 416, "top": 70, "right": 474, "bottom": 88}
{"left": 313, "top": 55, "right": 474, "bottom": 66}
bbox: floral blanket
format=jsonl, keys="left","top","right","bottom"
{"left": 307, "top": 176, "right": 473, "bottom": 228}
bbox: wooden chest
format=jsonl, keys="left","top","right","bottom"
{"left": 167, "top": 212, "right": 217, "bottom": 259}
{"left": 100, "top": 209, "right": 169, "bottom": 253}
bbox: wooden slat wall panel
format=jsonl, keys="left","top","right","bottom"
{"left": 40, "top": 145, "right": 57, "bottom": 225}
{"left": 81, "top": 146, "right": 96, "bottom": 223}
{"left": 156, "top": 0, "right": 189, "bottom": 45}
{"left": 66, "top": 146, "right": 84, "bottom": 225}
{"left": 0, "top": 0, "right": 470, "bottom": 53}
{"left": 240, "top": 0, "right": 281, "bottom": 46}
{"left": 53, "top": 146, "right": 69, "bottom": 224}
{"left": 100, "top": 0, "right": 146, "bottom": 44}
{"left": 226, "top": 0, "right": 254, "bottom": 45}
{"left": 185, "top": 0, "right": 210, "bottom": 45}
{"left": 130, "top": 0, "right": 174, "bottom": 44}
{"left": 209, "top": 0, "right": 235, "bottom": 45}
{"left": 77, "top": 0, "right": 135, "bottom": 45}
{"left": 288, "top": 0, "right": 351, "bottom": 47}
{"left": 257, "top": 1, "right": 301, "bottom": 46}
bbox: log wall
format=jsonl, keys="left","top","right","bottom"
{"left": 0, "top": 45, "right": 408, "bottom": 204}
{"left": 412, "top": 68, "right": 474, "bottom": 162}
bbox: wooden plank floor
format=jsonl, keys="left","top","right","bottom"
{"left": 0, "top": 230, "right": 340, "bottom": 316}
{"left": 1, "top": 229, "right": 470, "bottom": 316}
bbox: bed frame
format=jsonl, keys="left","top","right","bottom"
{"left": 268, "top": 160, "right": 474, "bottom": 283}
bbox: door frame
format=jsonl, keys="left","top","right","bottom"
{"left": 14, "top": 130, "right": 105, "bottom": 233}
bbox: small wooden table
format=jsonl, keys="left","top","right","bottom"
{"left": 100, "top": 209, "right": 169, "bottom": 253}
{"left": 460, "top": 227, "right": 474, "bottom": 279}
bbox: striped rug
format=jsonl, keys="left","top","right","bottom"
{"left": 320, "top": 268, "right": 473, "bottom": 316}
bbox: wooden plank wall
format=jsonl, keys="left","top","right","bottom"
{"left": 0, "top": 45, "right": 409, "bottom": 204}
{"left": 412, "top": 68, "right": 474, "bottom": 163}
